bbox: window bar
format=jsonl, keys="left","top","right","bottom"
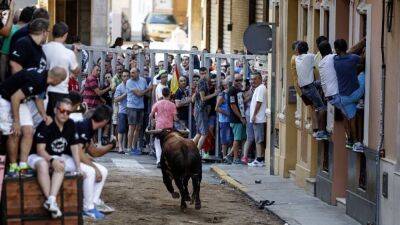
{"left": 188, "top": 54, "right": 195, "bottom": 138}
{"left": 215, "top": 57, "right": 222, "bottom": 159}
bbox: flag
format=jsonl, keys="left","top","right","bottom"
{"left": 170, "top": 64, "right": 180, "bottom": 94}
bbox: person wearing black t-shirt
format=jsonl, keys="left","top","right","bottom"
{"left": 228, "top": 73, "right": 247, "bottom": 164}
{"left": 27, "top": 99, "right": 81, "bottom": 219}
{"left": 9, "top": 7, "right": 50, "bottom": 58}
{"left": 174, "top": 76, "right": 190, "bottom": 128}
{"left": 75, "top": 105, "right": 115, "bottom": 217}
{"left": 0, "top": 67, "right": 66, "bottom": 177}
{"left": 9, "top": 18, "right": 48, "bottom": 75}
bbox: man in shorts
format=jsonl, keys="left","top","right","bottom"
{"left": 0, "top": 67, "right": 66, "bottom": 177}
{"left": 126, "top": 67, "right": 152, "bottom": 155}
{"left": 228, "top": 73, "right": 247, "bottom": 164}
{"left": 295, "top": 41, "right": 327, "bottom": 139}
{"left": 193, "top": 67, "right": 218, "bottom": 155}
{"left": 27, "top": 99, "right": 81, "bottom": 219}
{"left": 247, "top": 72, "right": 267, "bottom": 167}
{"left": 114, "top": 69, "right": 129, "bottom": 153}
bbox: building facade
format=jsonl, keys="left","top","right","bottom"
{"left": 187, "top": 0, "right": 400, "bottom": 224}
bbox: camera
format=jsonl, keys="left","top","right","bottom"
{"left": 0, "top": 0, "right": 9, "bottom": 10}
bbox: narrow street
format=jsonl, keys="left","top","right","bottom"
{"left": 86, "top": 153, "right": 284, "bottom": 225}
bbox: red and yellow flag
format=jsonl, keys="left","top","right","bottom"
{"left": 170, "top": 64, "right": 180, "bottom": 94}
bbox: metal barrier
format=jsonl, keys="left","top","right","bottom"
{"left": 73, "top": 45, "right": 270, "bottom": 160}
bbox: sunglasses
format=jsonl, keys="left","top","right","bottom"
{"left": 235, "top": 79, "right": 243, "bottom": 82}
{"left": 57, "top": 107, "right": 72, "bottom": 115}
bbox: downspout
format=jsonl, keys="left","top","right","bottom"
{"left": 376, "top": 0, "right": 387, "bottom": 224}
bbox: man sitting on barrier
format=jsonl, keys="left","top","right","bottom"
{"left": 27, "top": 98, "right": 81, "bottom": 219}
{"left": 0, "top": 67, "right": 67, "bottom": 177}
{"left": 75, "top": 105, "right": 115, "bottom": 218}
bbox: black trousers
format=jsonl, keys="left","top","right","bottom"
{"left": 46, "top": 92, "right": 70, "bottom": 117}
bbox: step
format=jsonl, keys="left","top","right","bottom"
{"left": 289, "top": 170, "right": 296, "bottom": 181}
{"left": 336, "top": 197, "right": 347, "bottom": 210}
{"left": 305, "top": 178, "right": 316, "bottom": 196}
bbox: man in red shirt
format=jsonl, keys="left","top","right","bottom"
{"left": 82, "top": 65, "right": 111, "bottom": 109}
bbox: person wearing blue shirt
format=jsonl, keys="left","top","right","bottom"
{"left": 114, "top": 69, "right": 129, "bottom": 154}
{"left": 333, "top": 39, "right": 363, "bottom": 150}
{"left": 125, "top": 67, "right": 152, "bottom": 155}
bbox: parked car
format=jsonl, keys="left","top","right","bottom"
{"left": 142, "top": 13, "right": 178, "bottom": 41}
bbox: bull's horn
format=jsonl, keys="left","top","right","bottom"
{"left": 145, "top": 128, "right": 163, "bottom": 134}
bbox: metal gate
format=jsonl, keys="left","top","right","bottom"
{"left": 72, "top": 29, "right": 275, "bottom": 165}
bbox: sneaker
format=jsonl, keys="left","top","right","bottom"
{"left": 19, "top": 164, "right": 34, "bottom": 177}
{"left": 248, "top": 160, "right": 265, "bottom": 167}
{"left": 118, "top": 150, "right": 126, "bottom": 155}
{"left": 223, "top": 157, "right": 232, "bottom": 164}
{"left": 345, "top": 141, "right": 354, "bottom": 149}
{"left": 129, "top": 148, "right": 142, "bottom": 156}
{"left": 95, "top": 200, "right": 115, "bottom": 214}
{"left": 233, "top": 158, "right": 242, "bottom": 164}
{"left": 83, "top": 208, "right": 105, "bottom": 220}
{"left": 312, "top": 131, "right": 318, "bottom": 138}
{"left": 43, "top": 199, "right": 62, "bottom": 218}
{"left": 241, "top": 156, "right": 249, "bottom": 165}
{"left": 6, "top": 164, "right": 19, "bottom": 178}
{"left": 352, "top": 142, "right": 365, "bottom": 153}
{"left": 202, "top": 152, "right": 210, "bottom": 160}
{"left": 315, "top": 131, "right": 329, "bottom": 141}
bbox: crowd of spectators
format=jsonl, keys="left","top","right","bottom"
{"left": 0, "top": 4, "right": 115, "bottom": 220}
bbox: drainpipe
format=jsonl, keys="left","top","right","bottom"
{"left": 376, "top": 1, "right": 387, "bottom": 224}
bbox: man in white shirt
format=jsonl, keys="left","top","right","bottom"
{"left": 295, "top": 41, "right": 327, "bottom": 140}
{"left": 247, "top": 72, "right": 267, "bottom": 167}
{"left": 316, "top": 41, "right": 339, "bottom": 140}
{"left": 155, "top": 70, "right": 168, "bottom": 101}
{"left": 43, "top": 22, "right": 80, "bottom": 117}
{"left": 318, "top": 42, "right": 339, "bottom": 99}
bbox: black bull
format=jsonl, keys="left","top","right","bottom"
{"left": 155, "top": 130, "right": 202, "bottom": 211}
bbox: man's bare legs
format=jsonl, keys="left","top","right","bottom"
{"left": 127, "top": 125, "right": 136, "bottom": 149}
{"left": 20, "top": 126, "right": 34, "bottom": 165}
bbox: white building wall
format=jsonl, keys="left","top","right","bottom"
{"left": 131, "top": 0, "right": 153, "bottom": 39}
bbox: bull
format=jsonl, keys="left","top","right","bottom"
{"left": 149, "top": 128, "right": 202, "bottom": 211}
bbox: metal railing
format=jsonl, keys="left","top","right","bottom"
{"left": 73, "top": 45, "right": 269, "bottom": 160}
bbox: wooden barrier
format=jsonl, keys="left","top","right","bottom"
{"left": 1, "top": 174, "right": 83, "bottom": 225}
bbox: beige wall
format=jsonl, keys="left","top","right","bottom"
{"left": 173, "top": 0, "right": 188, "bottom": 25}
{"left": 229, "top": 0, "right": 249, "bottom": 52}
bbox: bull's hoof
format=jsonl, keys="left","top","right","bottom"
{"left": 171, "top": 192, "right": 180, "bottom": 199}
{"left": 195, "top": 202, "right": 201, "bottom": 210}
{"left": 180, "top": 202, "right": 188, "bottom": 212}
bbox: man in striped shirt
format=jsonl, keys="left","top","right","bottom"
{"left": 83, "top": 65, "right": 111, "bottom": 109}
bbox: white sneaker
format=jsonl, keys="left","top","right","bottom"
{"left": 43, "top": 199, "right": 62, "bottom": 218}
{"left": 248, "top": 160, "right": 265, "bottom": 167}
{"left": 95, "top": 200, "right": 115, "bottom": 214}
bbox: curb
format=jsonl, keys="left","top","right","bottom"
{"left": 210, "top": 165, "right": 290, "bottom": 225}
{"left": 210, "top": 165, "right": 248, "bottom": 193}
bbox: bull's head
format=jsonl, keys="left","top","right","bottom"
{"left": 146, "top": 128, "right": 174, "bottom": 144}
{"left": 146, "top": 128, "right": 189, "bottom": 147}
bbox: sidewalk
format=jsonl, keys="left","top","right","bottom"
{"left": 210, "top": 164, "right": 361, "bottom": 225}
